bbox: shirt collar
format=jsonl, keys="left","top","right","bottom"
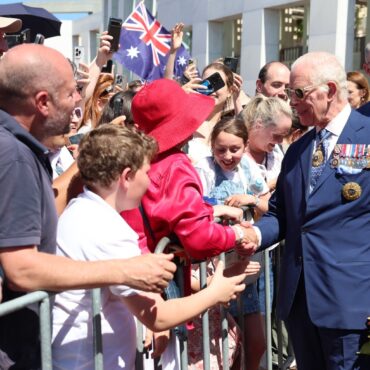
{"left": 317, "top": 103, "right": 351, "bottom": 137}
{"left": 0, "top": 109, "right": 50, "bottom": 156}
{"left": 0, "top": 109, "right": 53, "bottom": 178}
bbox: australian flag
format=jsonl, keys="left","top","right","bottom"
{"left": 114, "top": 1, "right": 190, "bottom": 81}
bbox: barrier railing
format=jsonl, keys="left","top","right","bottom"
{"left": 0, "top": 239, "right": 294, "bottom": 370}
{"left": 0, "top": 291, "right": 53, "bottom": 370}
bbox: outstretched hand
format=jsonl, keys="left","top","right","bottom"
{"left": 235, "top": 222, "right": 259, "bottom": 256}
{"left": 224, "top": 258, "right": 261, "bottom": 278}
{"left": 208, "top": 260, "right": 246, "bottom": 304}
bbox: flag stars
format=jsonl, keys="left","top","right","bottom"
{"left": 127, "top": 46, "right": 140, "bottom": 59}
{"left": 177, "top": 56, "right": 187, "bottom": 66}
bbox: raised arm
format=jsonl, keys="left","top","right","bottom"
{"left": 85, "top": 32, "right": 114, "bottom": 100}
{"left": 164, "top": 23, "right": 184, "bottom": 80}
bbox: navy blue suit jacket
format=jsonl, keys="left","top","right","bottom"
{"left": 357, "top": 101, "right": 370, "bottom": 117}
{"left": 256, "top": 110, "right": 370, "bottom": 330}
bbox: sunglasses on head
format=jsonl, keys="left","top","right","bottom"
{"left": 100, "top": 85, "right": 114, "bottom": 97}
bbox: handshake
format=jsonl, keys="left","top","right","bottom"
{"left": 232, "top": 222, "right": 259, "bottom": 256}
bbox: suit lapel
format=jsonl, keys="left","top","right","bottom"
{"left": 299, "top": 129, "right": 315, "bottom": 201}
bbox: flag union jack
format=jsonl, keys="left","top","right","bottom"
{"left": 114, "top": 1, "right": 190, "bottom": 81}
{"left": 122, "top": 2, "right": 171, "bottom": 66}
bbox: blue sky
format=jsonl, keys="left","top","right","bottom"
{"left": 0, "top": 0, "right": 87, "bottom": 20}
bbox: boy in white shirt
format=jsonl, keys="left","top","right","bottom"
{"left": 52, "top": 124, "right": 257, "bottom": 369}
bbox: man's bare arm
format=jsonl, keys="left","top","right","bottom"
{"left": 0, "top": 246, "right": 176, "bottom": 294}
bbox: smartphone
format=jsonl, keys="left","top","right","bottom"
{"left": 74, "top": 46, "right": 85, "bottom": 63}
{"left": 113, "top": 96, "right": 123, "bottom": 117}
{"left": 224, "top": 57, "right": 239, "bottom": 73}
{"left": 4, "top": 28, "right": 31, "bottom": 48}
{"left": 196, "top": 72, "right": 225, "bottom": 95}
{"left": 115, "top": 74, "right": 123, "bottom": 86}
{"left": 107, "top": 17, "right": 123, "bottom": 52}
{"left": 68, "top": 133, "right": 84, "bottom": 145}
{"left": 101, "top": 60, "right": 113, "bottom": 74}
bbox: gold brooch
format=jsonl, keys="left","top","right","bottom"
{"left": 312, "top": 149, "right": 324, "bottom": 167}
{"left": 342, "top": 182, "right": 362, "bottom": 201}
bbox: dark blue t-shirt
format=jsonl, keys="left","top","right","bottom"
{"left": 0, "top": 110, "right": 57, "bottom": 254}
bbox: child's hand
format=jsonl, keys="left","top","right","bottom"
{"left": 224, "top": 194, "right": 255, "bottom": 207}
{"left": 224, "top": 259, "right": 261, "bottom": 278}
{"left": 208, "top": 261, "right": 246, "bottom": 304}
{"left": 143, "top": 329, "right": 170, "bottom": 358}
{"left": 213, "top": 204, "right": 243, "bottom": 223}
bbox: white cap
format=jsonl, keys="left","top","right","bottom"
{"left": 0, "top": 16, "right": 22, "bottom": 33}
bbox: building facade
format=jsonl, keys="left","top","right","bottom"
{"left": 156, "top": 0, "right": 361, "bottom": 94}
{"left": 28, "top": 0, "right": 370, "bottom": 95}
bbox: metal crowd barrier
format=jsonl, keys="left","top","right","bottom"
{"left": 0, "top": 240, "right": 294, "bottom": 370}
{"left": 0, "top": 291, "right": 53, "bottom": 370}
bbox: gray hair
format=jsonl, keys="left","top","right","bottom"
{"left": 291, "top": 51, "right": 348, "bottom": 100}
{"left": 239, "top": 94, "right": 293, "bottom": 131}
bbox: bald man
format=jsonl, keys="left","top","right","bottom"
{"left": 256, "top": 61, "right": 290, "bottom": 101}
{"left": 0, "top": 44, "right": 175, "bottom": 368}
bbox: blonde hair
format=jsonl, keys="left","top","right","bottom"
{"left": 239, "top": 95, "right": 292, "bottom": 131}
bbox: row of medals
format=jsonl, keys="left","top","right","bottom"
{"left": 312, "top": 143, "right": 364, "bottom": 201}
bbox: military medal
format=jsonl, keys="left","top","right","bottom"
{"left": 331, "top": 157, "right": 339, "bottom": 168}
{"left": 342, "top": 182, "right": 362, "bottom": 201}
{"left": 333, "top": 144, "right": 341, "bottom": 155}
{"left": 312, "top": 146, "right": 324, "bottom": 167}
{"left": 312, "top": 149, "right": 324, "bottom": 167}
{"left": 365, "top": 145, "right": 370, "bottom": 168}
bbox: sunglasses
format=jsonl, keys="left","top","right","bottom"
{"left": 285, "top": 85, "right": 320, "bottom": 100}
{"left": 100, "top": 85, "right": 114, "bottom": 97}
{"left": 73, "top": 107, "right": 82, "bottom": 119}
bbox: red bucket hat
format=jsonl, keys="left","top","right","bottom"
{"left": 132, "top": 79, "right": 215, "bottom": 154}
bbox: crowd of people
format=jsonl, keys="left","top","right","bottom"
{"left": 0, "top": 15, "right": 370, "bottom": 370}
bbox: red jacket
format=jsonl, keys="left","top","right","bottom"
{"left": 122, "top": 149, "right": 236, "bottom": 260}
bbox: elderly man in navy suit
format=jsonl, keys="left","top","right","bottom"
{"left": 242, "top": 51, "right": 370, "bottom": 370}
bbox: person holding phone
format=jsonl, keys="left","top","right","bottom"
{"left": 187, "top": 62, "right": 244, "bottom": 164}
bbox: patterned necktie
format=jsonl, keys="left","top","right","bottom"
{"left": 310, "top": 128, "right": 331, "bottom": 189}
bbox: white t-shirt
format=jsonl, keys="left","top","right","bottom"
{"left": 52, "top": 188, "right": 140, "bottom": 370}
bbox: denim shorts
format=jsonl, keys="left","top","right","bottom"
{"left": 228, "top": 282, "right": 260, "bottom": 317}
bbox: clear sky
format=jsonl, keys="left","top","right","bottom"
{"left": 0, "top": 0, "right": 87, "bottom": 20}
